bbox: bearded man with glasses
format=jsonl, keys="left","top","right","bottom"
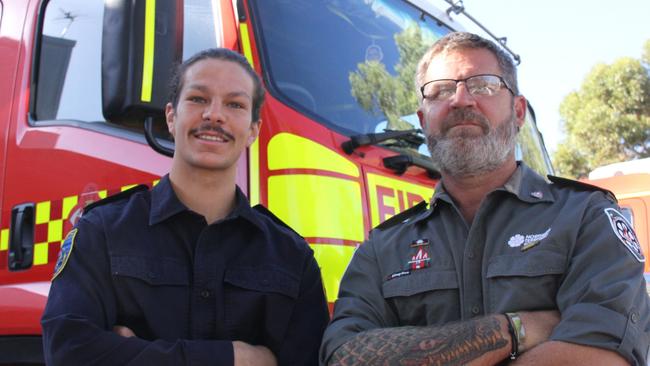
{"left": 320, "top": 32, "right": 649, "bottom": 366}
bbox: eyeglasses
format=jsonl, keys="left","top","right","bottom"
{"left": 420, "top": 74, "right": 514, "bottom": 101}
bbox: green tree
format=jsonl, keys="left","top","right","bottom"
{"left": 554, "top": 44, "right": 650, "bottom": 178}
{"left": 349, "top": 24, "right": 431, "bottom": 132}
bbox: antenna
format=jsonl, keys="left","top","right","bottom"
{"left": 54, "top": 8, "right": 83, "bottom": 38}
{"left": 443, "top": 0, "right": 521, "bottom": 65}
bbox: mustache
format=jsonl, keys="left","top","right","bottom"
{"left": 441, "top": 109, "right": 490, "bottom": 134}
{"left": 190, "top": 122, "right": 235, "bottom": 141}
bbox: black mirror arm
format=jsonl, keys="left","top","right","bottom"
{"left": 144, "top": 116, "right": 174, "bottom": 157}
{"left": 383, "top": 154, "right": 441, "bottom": 179}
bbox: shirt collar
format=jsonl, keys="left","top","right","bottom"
{"left": 149, "top": 175, "right": 263, "bottom": 229}
{"left": 412, "top": 163, "right": 553, "bottom": 225}
{"left": 409, "top": 181, "right": 446, "bottom": 225}
{"left": 225, "top": 186, "right": 265, "bottom": 229}
{"left": 149, "top": 174, "right": 189, "bottom": 225}
{"left": 501, "top": 163, "right": 555, "bottom": 204}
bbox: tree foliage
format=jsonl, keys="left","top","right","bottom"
{"left": 554, "top": 44, "right": 650, "bottom": 178}
{"left": 349, "top": 24, "right": 430, "bottom": 131}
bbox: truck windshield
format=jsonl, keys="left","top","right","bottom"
{"left": 251, "top": 0, "right": 446, "bottom": 145}
{"left": 250, "top": 0, "right": 553, "bottom": 175}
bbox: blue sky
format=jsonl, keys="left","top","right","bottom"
{"left": 456, "top": 0, "right": 650, "bottom": 156}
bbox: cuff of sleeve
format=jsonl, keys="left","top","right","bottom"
{"left": 551, "top": 303, "right": 646, "bottom": 365}
{"left": 186, "top": 340, "right": 234, "bottom": 366}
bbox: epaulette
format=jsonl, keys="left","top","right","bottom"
{"left": 252, "top": 204, "right": 302, "bottom": 237}
{"left": 83, "top": 184, "right": 149, "bottom": 214}
{"left": 547, "top": 175, "right": 617, "bottom": 202}
{"left": 374, "top": 200, "right": 428, "bottom": 231}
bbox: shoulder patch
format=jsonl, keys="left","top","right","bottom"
{"left": 83, "top": 184, "right": 149, "bottom": 215}
{"left": 375, "top": 201, "right": 428, "bottom": 231}
{"left": 605, "top": 208, "right": 645, "bottom": 262}
{"left": 547, "top": 175, "right": 616, "bottom": 202}
{"left": 252, "top": 204, "right": 301, "bottom": 237}
{"left": 53, "top": 228, "right": 78, "bottom": 280}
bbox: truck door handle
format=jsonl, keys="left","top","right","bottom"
{"left": 8, "top": 203, "right": 35, "bottom": 271}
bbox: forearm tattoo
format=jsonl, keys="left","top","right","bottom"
{"left": 329, "top": 317, "right": 507, "bottom": 366}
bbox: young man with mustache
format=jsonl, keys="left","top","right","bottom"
{"left": 320, "top": 32, "right": 649, "bottom": 365}
{"left": 42, "top": 48, "right": 329, "bottom": 366}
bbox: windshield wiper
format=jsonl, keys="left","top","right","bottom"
{"left": 341, "top": 129, "right": 425, "bottom": 154}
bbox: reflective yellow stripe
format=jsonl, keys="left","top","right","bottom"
{"left": 141, "top": 0, "right": 156, "bottom": 102}
{"left": 48, "top": 220, "right": 63, "bottom": 243}
{"left": 0, "top": 229, "right": 8, "bottom": 250}
{"left": 121, "top": 184, "right": 138, "bottom": 192}
{"left": 99, "top": 190, "right": 108, "bottom": 199}
{"left": 34, "top": 242, "right": 48, "bottom": 265}
{"left": 268, "top": 133, "right": 359, "bottom": 177}
{"left": 239, "top": 23, "right": 253, "bottom": 65}
{"left": 36, "top": 201, "right": 51, "bottom": 224}
{"left": 311, "top": 243, "right": 357, "bottom": 303}
{"left": 62, "top": 196, "right": 79, "bottom": 220}
{"left": 239, "top": 22, "right": 258, "bottom": 203}
{"left": 269, "top": 175, "right": 364, "bottom": 241}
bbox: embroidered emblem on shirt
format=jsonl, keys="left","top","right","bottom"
{"left": 408, "top": 248, "right": 430, "bottom": 269}
{"left": 507, "top": 228, "right": 551, "bottom": 249}
{"left": 530, "top": 191, "right": 544, "bottom": 199}
{"left": 605, "top": 208, "right": 645, "bottom": 262}
{"left": 53, "top": 228, "right": 78, "bottom": 280}
{"left": 410, "top": 238, "right": 429, "bottom": 247}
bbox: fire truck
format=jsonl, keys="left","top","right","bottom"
{"left": 0, "top": 0, "right": 553, "bottom": 363}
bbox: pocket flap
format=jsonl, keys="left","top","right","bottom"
{"left": 110, "top": 256, "right": 189, "bottom": 286}
{"left": 224, "top": 267, "right": 300, "bottom": 299}
{"left": 487, "top": 250, "right": 566, "bottom": 278}
{"left": 383, "top": 270, "right": 458, "bottom": 298}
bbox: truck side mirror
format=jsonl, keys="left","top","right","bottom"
{"left": 101, "top": 0, "right": 182, "bottom": 126}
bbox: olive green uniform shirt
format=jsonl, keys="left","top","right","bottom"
{"left": 321, "top": 163, "right": 650, "bottom": 365}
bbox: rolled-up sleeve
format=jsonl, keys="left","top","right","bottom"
{"left": 319, "top": 231, "right": 398, "bottom": 365}
{"left": 551, "top": 193, "right": 650, "bottom": 365}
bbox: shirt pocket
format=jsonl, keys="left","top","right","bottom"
{"left": 109, "top": 256, "right": 190, "bottom": 331}
{"left": 223, "top": 267, "right": 300, "bottom": 347}
{"left": 486, "top": 249, "right": 566, "bottom": 312}
{"left": 382, "top": 269, "right": 460, "bottom": 326}
{"left": 110, "top": 255, "right": 189, "bottom": 286}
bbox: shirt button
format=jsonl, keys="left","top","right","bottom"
{"left": 471, "top": 306, "right": 480, "bottom": 315}
{"left": 467, "top": 252, "right": 475, "bottom": 260}
{"left": 261, "top": 279, "right": 269, "bottom": 286}
{"left": 631, "top": 312, "right": 639, "bottom": 323}
{"left": 200, "top": 290, "right": 211, "bottom": 298}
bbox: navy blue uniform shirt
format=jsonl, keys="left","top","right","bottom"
{"left": 42, "top": 175, "right": 329, "bottom": 365}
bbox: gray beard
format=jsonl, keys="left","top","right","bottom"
{"left": 426, "top": 108, "right": 518, "bottom": 178}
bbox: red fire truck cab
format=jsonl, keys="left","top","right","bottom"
{"left": 0, "top": 0, "right": 553, "bottom": 363}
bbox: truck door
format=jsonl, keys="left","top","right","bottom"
{"left": 0, "top": 0, "right": 8, "bottom": 266}
{"left": 0, "top": 0, "right": 242, "bottom": 361}
{"left": 243, "top": 0, "right": 553, "bottom": 304}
